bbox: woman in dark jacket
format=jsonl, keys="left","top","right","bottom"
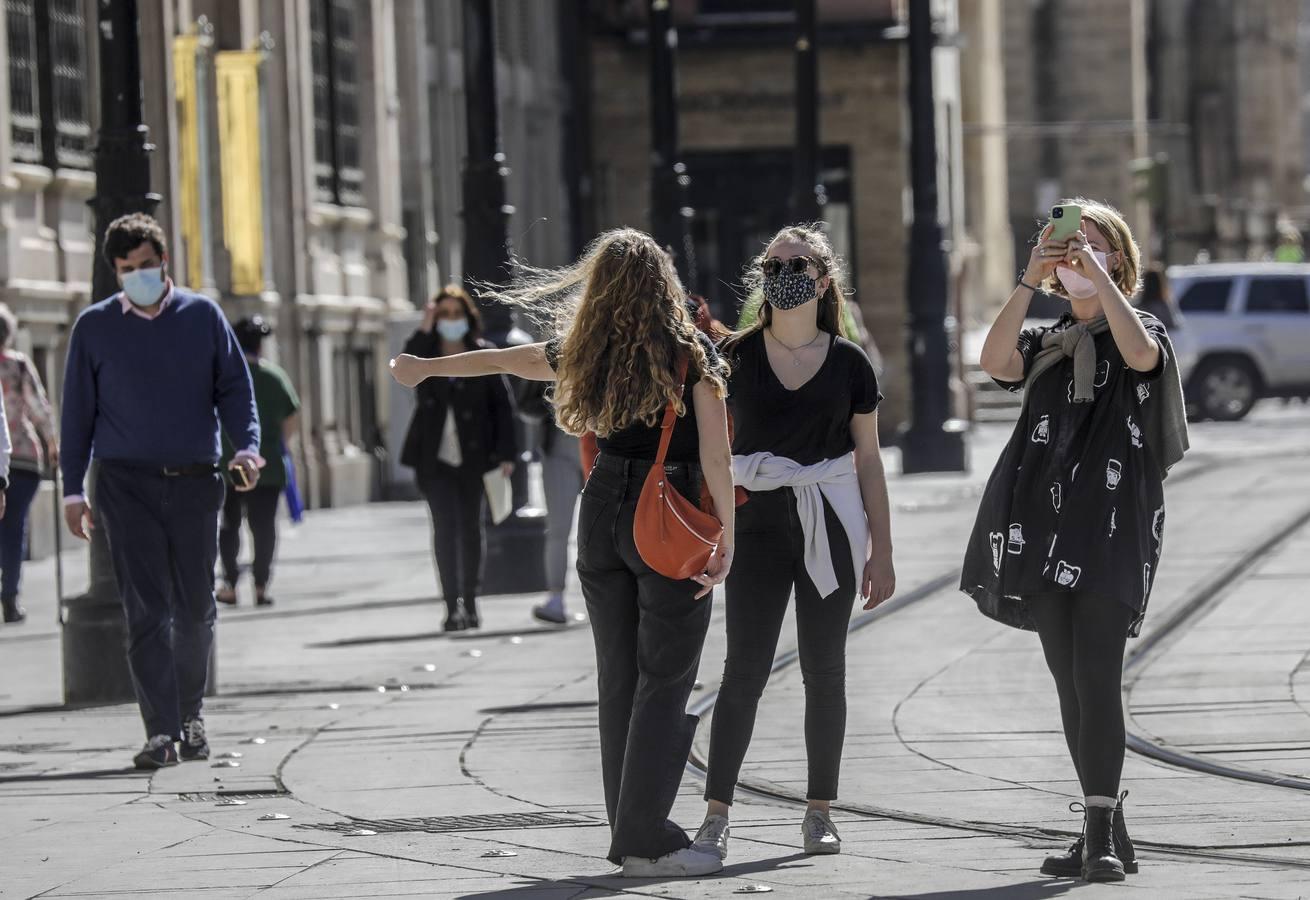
{"left": 400, "top": 285, "right": 516, "bottom": 631}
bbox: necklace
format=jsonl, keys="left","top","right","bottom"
{"left": 767, "top": 327, "right": 823, "bottom": 367}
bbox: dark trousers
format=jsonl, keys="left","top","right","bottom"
{"left": 419, "top": 464, "right": 486, "bottom": 616}
{"left": 0, "top": 469, "right": 42, "bottom": 600}
{"left": 577, "top": 456, "right": 713, "bottom": 864}
{"left": 96, "top": 463, "right": 225, "bottom": 740}
{"left": 706, "top": 487, "right": 857, "bottom": 805}
{"left": 218, "top": 484, "right": 282, "bottom": 588}
{"left": 1030, "top": 591, "right": 1135, "bottom": 797}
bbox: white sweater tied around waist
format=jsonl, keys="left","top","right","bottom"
{"left": 732, "top": 452, "right": 869, "bottom": 598}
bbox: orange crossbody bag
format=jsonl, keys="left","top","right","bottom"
{"left": 632, "top": 359, "right": 725, "bottom": 580}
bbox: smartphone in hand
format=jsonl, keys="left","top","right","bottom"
{"left": 1048, "top": 203, "right": 1082, "bottom": 242}
{"left": 229, "top": 462, "right": 252, "bottom": 490}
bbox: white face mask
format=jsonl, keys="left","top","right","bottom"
{"left": 1055, "top": 250, "right": 1109, "bottom": 299}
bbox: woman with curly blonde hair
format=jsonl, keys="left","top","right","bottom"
{"left": 390, "top": 228, "right": 735, "bottom": 878}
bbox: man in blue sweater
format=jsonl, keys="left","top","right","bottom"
{"left": 61, "top": 213, "right": 262, "bottom": 770}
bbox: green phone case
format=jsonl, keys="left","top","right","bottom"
{"left": 1047, "top": 204, "right": 1082, "bottom": 242}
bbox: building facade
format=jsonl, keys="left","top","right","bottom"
{"left": 0, "top": 0, "right": 574, "bottom": 547}
{"left": 587, "top": 0, "right": 968, "bottom": 435}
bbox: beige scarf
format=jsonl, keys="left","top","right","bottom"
{"left": 1018, "top": 313, "right": 1190, "bottom": 479}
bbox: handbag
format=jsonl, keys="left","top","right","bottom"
{"left": 633, "top": 358, "right": 725, "bottom": 580}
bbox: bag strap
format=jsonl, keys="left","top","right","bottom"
{"left": 652, "top": 356, "right": 690, "bottom": 468}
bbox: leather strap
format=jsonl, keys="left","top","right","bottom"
{"left": 652, "top": 356, "right": 690, "bottom": 468}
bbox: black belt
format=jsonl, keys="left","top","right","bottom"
{"left": 104, "top": 461, "right": 221, "bottom": 478}
{"left": 592, "top": 454, "right": 699, "bottom": 477}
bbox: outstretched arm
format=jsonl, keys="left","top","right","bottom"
{"left": 389, "top": 342, "right": 556, "bottom": 386}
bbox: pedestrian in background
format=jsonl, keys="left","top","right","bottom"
{"left": 0, "top": 304, "right": 57, "bottom": 624}
{"left": 389, "top": 229, "right": 736, "bottom": 878}
{"left": 399, "top": 285, "right": 516, "bottom": 632}
{"left": 60, "top": 213, "right": 262, "bottom": 770}
{"left": 217, "top": 316, "right": 300, "bottom": 608}
{"left": 694, "top": 225, "right": 895, "bottom": 861}
{"left": 515, "top": 379, "right": 582, "bottom": 626}
{"left": 967, "top": 198, "right": 1188, "bottom": 882}
{"left": 1136, "top": 265, "right": 1179, "bottom": 330}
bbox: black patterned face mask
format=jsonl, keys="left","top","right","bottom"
{"left": 763, "top": 271, "right": 818, "bottom": 310}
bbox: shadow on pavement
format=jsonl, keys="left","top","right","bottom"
{"left": 453, "top": 852, "right": 811, "bottom": 898}
{"left": 0, "top": 767, "right": 140, "bottom": 784}
{"left": 886, "top": 879, "right": 1081, "bottom": 900}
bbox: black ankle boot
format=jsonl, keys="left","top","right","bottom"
{"left": 1113, "top": 791, "right": 1138, "bottom": 874}
{"left": 1, "top": 595, "right": 26, "bottom": 624}
{"left": 1040, "top": 803, "right": 1084, "bottom": 878}
{"left": 442, "top": 600, "right": 467, "bottom": 632}
{"left": 1081, "top": 806, "right": 1125, "bottom": 882}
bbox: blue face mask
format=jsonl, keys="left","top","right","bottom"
{"left": 121, "top": 266, "right": 167, "bottom": 307}
{"left": 436, "top": 318, "right": 470, "bottom": 342}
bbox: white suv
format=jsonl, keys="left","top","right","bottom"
{"left": 1167, "top": 263, "right": 1310, "bottom": 420}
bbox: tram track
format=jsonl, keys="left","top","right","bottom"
{"left": 683, "top": 449, "right": 1310, "bottom": 871}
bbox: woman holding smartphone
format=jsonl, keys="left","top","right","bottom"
{"left": 390, "top": 229, "right": 736, "bottom": 878}
{"left": 964, "top": 199, "right": 1188, "bottom": 882}
{"left": 692, "top": 224, "right": 895, "bottom": 860}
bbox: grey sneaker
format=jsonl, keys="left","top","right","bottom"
{"left": 621, "top": 847, "right": 723, "bottom": 877}
{"left": 179, "top": 716, "right": 209, "bottom": 761}
{"left": 133, "top": 734, "right": 178, "bottom": 770}
{"left": 692, "top": 814, "right": 730, "bottom": 860}
{"left": 802, "top": 809, "right": 841, "bottom": 855}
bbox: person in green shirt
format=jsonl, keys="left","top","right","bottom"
{"left": 217, "top": 316, "right": 300, "bottom": 607}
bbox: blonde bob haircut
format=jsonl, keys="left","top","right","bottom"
{"left": 1039, "top": 197, "right": 1142, "bottom": 300}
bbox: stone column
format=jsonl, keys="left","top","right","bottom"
{"left": 958, "top": 0, "right": 1013, "bottom": 323}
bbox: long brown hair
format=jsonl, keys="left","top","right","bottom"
{"left": 723, "top": 223, "right": 849, "bottom": 354}
{"left": 478, "top": 228, "right": 728, "bottom": 437}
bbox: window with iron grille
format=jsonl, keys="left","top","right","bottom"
{"left": 309, "top": 0, "right": 365, "bottom": 206}
{"left": 5, "top": 0, "right": 90, "bottom": 169}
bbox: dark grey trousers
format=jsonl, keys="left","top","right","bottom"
{"left": 576, "top": 455, "right": 713, "bottom": 864}
{"left": 97, "top": 463, "right": 224, "bottom": 740}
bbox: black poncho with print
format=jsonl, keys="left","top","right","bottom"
{"left": 961, "top": 313, "right": 1171, "bottom": 638}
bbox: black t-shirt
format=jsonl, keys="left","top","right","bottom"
{"left": 544, "top": 332, "right": 720, "bottom": 462}
{"left": 724, "top": 330, "right": 882, "bottom": 465}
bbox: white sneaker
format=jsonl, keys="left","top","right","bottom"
{"left": 692, "top": 814, "right": 730, "bottom": 859}
{"left": 621, "top": 846, "right": 724, "bottom": 877}
{"left": 802, "top": 809, "right": 841, "bottom": 855}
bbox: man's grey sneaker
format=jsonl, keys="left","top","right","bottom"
{"left": 692, "top": 814, "right": 731, "bottom": 860}
{"left": 133, "top": 735, "right": 179, "bottom": 770}
{"left": 621, "top": 847, "right": 723, "bottom": 878}
{"left": 802, "top": 809, "right": 841, "bottom": 855}
{"left": 180, "top": 717, "right": 209, "bottom": 761}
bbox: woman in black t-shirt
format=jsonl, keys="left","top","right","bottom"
{"left": 390, "top": 229, "right": 736, "bottom": 879}
{"left": 692, "top": 225, "right": 896, "bottom": 861}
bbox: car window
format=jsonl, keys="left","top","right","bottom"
{"left": 1245, "top": 277, "right": 1310, "bottom": 314}
{"left": 1176, "top": 278, "right": 1232, "bottom": 312}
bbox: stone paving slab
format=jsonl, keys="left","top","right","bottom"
{"left": 4, "top": 414, "right": 1310, "bottom": 897}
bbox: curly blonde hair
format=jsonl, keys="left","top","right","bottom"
{"left": 723, "top": 223, "right": 851, "bottom": 354}
{"left": 479, "top": 228, "right": 728, "bottom": 437}
{"left": 1039, "top": 197, "right": 1142, "bottom": 299}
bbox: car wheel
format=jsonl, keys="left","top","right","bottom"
{"left": 1192, "top": 358, "right": 1259, "bottom": 421}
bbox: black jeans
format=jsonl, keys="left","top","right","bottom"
{"left": 1030, "top": 591, "right": 1135, "bottom": 798}
{"left": 218, "top": 484, "right": 282, "bottom": 588}
{"left": 96, "top": 463, "right": 225, "bottom": 739}
{"left": 577, "top": 455, "right": 713, "bottom": 865}
{"left": 419, "top": 464, "right": 486, "bottom": 617}
{"left": 0, "top": 469, "right": 42, "bottom": 600}
{"left": 706, "top": 487, "right": 857, "bottom": 805}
